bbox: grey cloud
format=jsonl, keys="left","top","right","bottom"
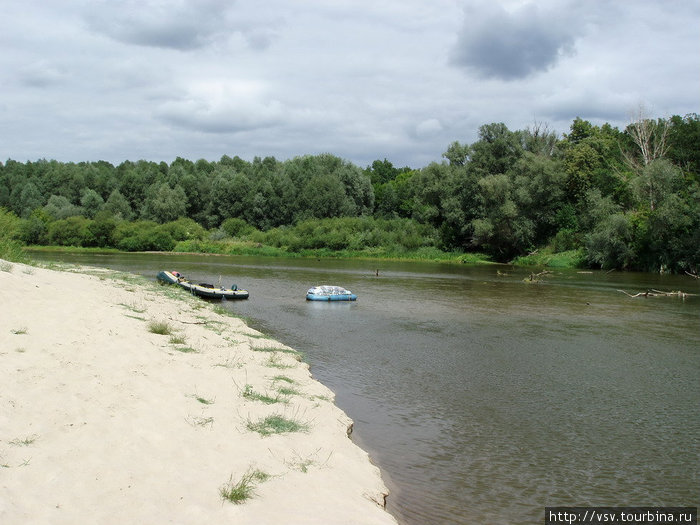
{"left": 84, "top": 0, "right": 236, "bottom": 50}
{"left": 18, "top": 61, "right": 67, "bottom": 88}
{"left": 450, "top": 3, "right": 579, "bottom": 80}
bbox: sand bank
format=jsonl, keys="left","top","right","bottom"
{"left": 0, "top": 260, "right": 398, "bottom": 525}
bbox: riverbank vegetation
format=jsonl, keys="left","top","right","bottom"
{"left": 2, "top": 113, "right": 698, "bottom": 272}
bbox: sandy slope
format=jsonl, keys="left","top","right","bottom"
{"left": 0, "top": 261, "right": 398, "bottom": 525}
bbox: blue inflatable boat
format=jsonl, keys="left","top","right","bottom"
{"left": 306, "top": 285, "right": 357, "bottom": 301}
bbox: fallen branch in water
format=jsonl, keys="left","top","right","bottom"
{"left": 617, "top": 289, "right": 697, "bottom": 299}
{"left": 685, "top": 270, "right": 699, "bottom": 279}
{"left": 524, "top": 270, "right": 553, "bottom": 283}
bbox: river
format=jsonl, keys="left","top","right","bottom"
{"left": 29, "top": 251, "right": 700, "bottom": 525}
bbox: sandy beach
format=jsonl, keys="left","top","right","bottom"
{"left": 0, "top": 260, "right": 398, "bottom": 525}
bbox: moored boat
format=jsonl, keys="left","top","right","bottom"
{"left": 306, "top": 285, "right": 357, "bottom": 301}
{"left": 157, "top": 270, "right": 249, "bottom": 300}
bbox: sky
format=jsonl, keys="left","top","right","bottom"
{"left": 1, "top": 0, "right": 698, "bottom": 169}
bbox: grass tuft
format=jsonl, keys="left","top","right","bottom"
{"left": 272, "top": 375, "right": 296, "bottom": 384}
{"left": 276, "top": 386, "right": 301, "bottom": 397}
{"left": 219, "top": 469, "right": 270, "bottom": 504}
{"left": 251, "top": 344, "right": 302, "bottom": 361}
{"left": 242, "top": 384, "right": 286, "bottom": 405}
{"left": 148, "top": 320, "right": 172, "bottom": 335}
{"left": 265, "top": 355, "right": 293, "bottom": 369}
{"left": 246, "top": 413, "right": 310, "bottom": 436}
{"left": 11, "top": 327, "right": 28, "bottom": 335}
{"left": 169, "top": 334, "right": 186, "bottom": 345}
{"left": 189, "top": 393, "right": 215, "bottom": 405}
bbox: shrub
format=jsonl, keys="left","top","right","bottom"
{"left": 221, "top": 217, "right": 254, "bottom": 238}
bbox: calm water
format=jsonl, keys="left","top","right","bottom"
{"left": 30, "top": 252, "right": 700, "bottom": 524}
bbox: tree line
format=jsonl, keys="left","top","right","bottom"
{"left": 1, "top": 113, "right": 698, "bottom": 272}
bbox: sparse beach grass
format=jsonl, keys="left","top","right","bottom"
{"left": 246, "top": 413, "right": 310, "bottom": 436}
{"left": 9, "top": 435, "right": 38, "bottom": 446}
{"left": 251, "top": 344, "right": 302, "bottom": 360}
{"left": 272, "top": 375, "right": 295, "bottom": 384}
{"left": 276, "top": 385, "right": 301, "bottom": 397}
{"left": 172, "top": 345, "right": 198, "bottom": 353}
{"left": 148, "top": 320, "right": 172, "bottom": 335}
{"left": 242, "top": 384, "right": 287, "bottom": 405}
{"left": 284, "top": 449, "right": 330, "bottom": 473}
{"left": 187, "top": 392, "right": 215, "bottom": 405}
{"left": 11, "top": 326, "right": 28, "bottom": 335}
{"left": 185, "top": 415, "right": 214, "bottom": 428}
{"left": 265, "top": 355, "right": 293, "bottom": 369}
{"left": 213, "top": 357, "right": 243, "bottom": 369}
{"left": 219, "top": 469, "right": 270, "bottom": 504}
{"left": 169, "top": 334, "right": 186, "bottom": 345}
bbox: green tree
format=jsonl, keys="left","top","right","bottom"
{"left": 667, "top": 113, "right": 700, "bottom": 178}
{"left": 44, "top": 195, "right": 83, "bottom": 220}
{"left": 442, "top": 141, "right": 471, "bottom": 166}
{"left": 15, "top": 181, "right": 44, "bottom": 217}
{"left": 104, "top": 189, "right": 134, "bottom": 220}
{"left": 140, "top": 183, "right": 187, "bottom": 223}
{"left": 80, "top": 188, "right": 105, "bottom": 219}
{"left": 585, "top": 213, "right": 636, "bottom": 269}
{"left": 470, "top": 123, "right": 523, "bottom": 175}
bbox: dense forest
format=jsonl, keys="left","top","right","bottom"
{"left": 1, "top": 114, "right": 699, "bottom": 273}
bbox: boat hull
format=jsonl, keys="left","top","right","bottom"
{"left": 306, "top": 285, "right": 357, "bottom": 301}
{"left": 158, "top": 271, "right": 249, "bottom": 300}
{"left": 306, "top": 293, "right": 357, "bottom": 301}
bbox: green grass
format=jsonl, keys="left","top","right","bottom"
{"left": 169, "top": 334, "right": 186, "bottom": 345}
{"left": 251, "top": 344, "right": 302, "bottom": 360}
{"left": 172, "top": 346, "right": 198, "bottom": 353}
{"left": 246, "top": 413, "right": 310, "bottom": 436}
{"left": 242, "top": 384, "right": 286, "bottom": 405}
{"left": 271, "top": 375, "right": 296, "bottom": 384}
{"left": 147, "top": 320, "right": 173, "bottom": 335}
{"left": 119, "top": 302, "right": 146, "bottom": 314}
{"left": 276, "top": 386, "right": 301, "bottom": 397}
{"left": 188, "top": 393, "right": 215, "bottom": 405}
{"left": 265, "top": 355, "right": 293, "bottom": 369}
{"left": 219, "top": 469, "right": 270, "bottom": 504}
{"left": 11, "top": 327, "right": 28, "bottom": 335}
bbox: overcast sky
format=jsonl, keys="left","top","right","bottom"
{"left": 1, "top": 0, "right": 698, "bottom": 169}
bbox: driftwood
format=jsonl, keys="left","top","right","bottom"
{"left": 618, "top": 289, "right": 697, "bottom": 299}
{"left": 685, "top": 271, "right": 699, "bottom": 279}
{"left": 524, "top": 270, "right": 552, "bottom": 283}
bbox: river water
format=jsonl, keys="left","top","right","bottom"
{"left": 29, "top": 252, "right": 700, "bottom": 524}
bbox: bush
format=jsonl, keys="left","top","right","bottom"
{"left": 160, "top": 218, "right": 206, "bottom": 242}
{"left": 47, "top": 216, "right": 91, "bottom": 246}
{"left": 221, "top": 217, "right": 254, "bottom": 238}
{"left": 113, "top": 221, "right": 176, "bottom": 252}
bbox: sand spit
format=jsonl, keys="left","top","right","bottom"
{"left": 0, "top": 260, "right": 398, "bottom": 525}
